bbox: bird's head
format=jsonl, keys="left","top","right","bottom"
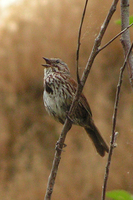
{"left": 42, "top": 57, "right": 70, "bottom": 75}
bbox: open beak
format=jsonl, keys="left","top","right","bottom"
{"left": 42, "top": 57, "right": 51, "bottom": 67}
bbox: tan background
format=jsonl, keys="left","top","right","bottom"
{"left": 0, "top": 0, "right": 133, "bottom": 199}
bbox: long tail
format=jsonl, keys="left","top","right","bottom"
{"left": 85, "top": 124, "right": 109, "bottom": 157}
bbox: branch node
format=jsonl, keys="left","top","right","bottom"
{"left": 55, "top": 141, "right": 67, "bottom": 152}
{"left": 111, "top": 143, "right": 117, "bottom": 148}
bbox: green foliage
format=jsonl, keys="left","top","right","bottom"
{"left": 106, "top": 190, "right": 133, "bottom": 200}
{"left": 129, "top": 16, "right": 133, "bottom": 24}
{"left": 115, "top": 15, "right": 133, "bottom": 25}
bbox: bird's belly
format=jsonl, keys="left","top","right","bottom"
{"left": 43, "top": 91, "right": 67, "bottom": 124}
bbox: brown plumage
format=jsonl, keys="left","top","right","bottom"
{"left": 43, "top": 57, "right": 109, "bottom": 157}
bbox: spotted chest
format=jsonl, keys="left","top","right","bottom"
{"left": 43, "top": 73, "right": 73, "bottom": 123}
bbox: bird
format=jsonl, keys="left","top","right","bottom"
{"left": 42, "top": 57, "right": 109, "bottom": 157}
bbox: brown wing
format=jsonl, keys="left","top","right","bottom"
{"left": 68, "top": 77, "right": 92, "bottom": 117}
{"left": 80, "top": 93, "right": 92, "bottom": 117}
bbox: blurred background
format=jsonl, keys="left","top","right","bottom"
{"left": 0, "top": 0, "right": 133, "bottom": 199}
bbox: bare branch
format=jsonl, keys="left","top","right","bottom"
{"left": 44, "top": 0, "right": 119, "bottom": 199}
{"left": 99, "top": 23, "right": 133, "bottom": 52}
{"left": 120, "top": 0, "right": 133, "bottom": 88}
{"left": 76, "top": 0, "right": 88, "bottom": 84}
{"left": 81, "top": 0, "right": 119, "bottom": 86}
{"left": 44, "top": 120, "right": 72, "bottom": 200}
{"left": 101, "top": 43, "right": 133, "bottom": 200}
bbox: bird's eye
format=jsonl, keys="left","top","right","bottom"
{"left": 56, "top": 60, "right": 60, "bottom": 64}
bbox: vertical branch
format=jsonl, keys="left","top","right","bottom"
{"left": 76, "top": 0, "right": 88, "bottom": 84}
{"left": 44, "top": 120, "right": 72, "bottom": 200}
{"left": 101, "top": 43, "right": 133, "bottom": 200}
{"left": 120, "top": 0, "right": 133, "bottom": 87}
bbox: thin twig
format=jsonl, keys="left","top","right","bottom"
{"left": 120, "top": 0, "right": 133, "bottom": 88}
{"left": 76, "top": 0, "right": 88, "bottom": 84}
{"left": 101, "top": 43, "right": 133, "bottom": 200}
{"left": 98, "top": 23, "right": 133, "bottom": 52}
{"left": 44, "top": 119, "right": 72, "bottom": 200}
{"left": 44, "top": 0, "right": 119, "bottom": 199}
{"left": 80, "top": 0, "right": 119, "bottom": 86}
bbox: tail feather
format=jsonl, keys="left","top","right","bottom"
{"left": 85, "top": 125, "right": 109, "bottom": 157}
